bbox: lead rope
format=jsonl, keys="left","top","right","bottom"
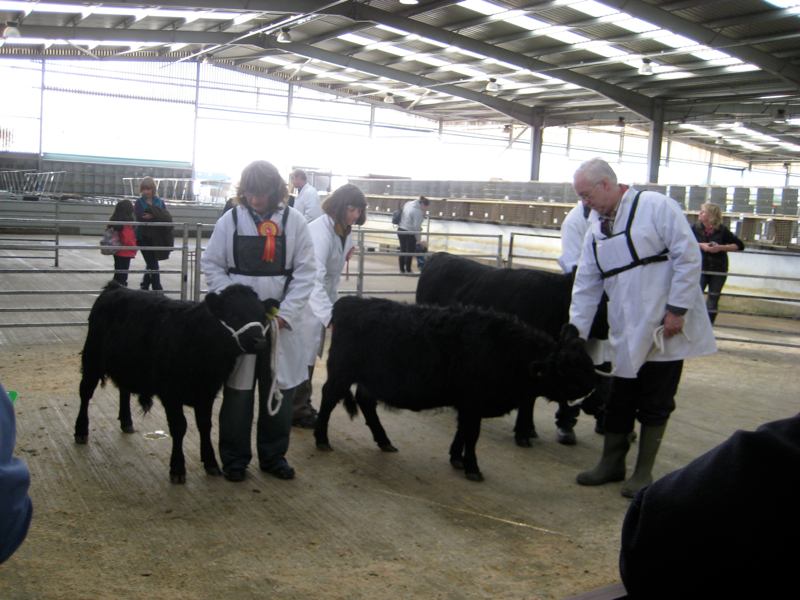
{"left": 266, "top": 319, "right": 282, "bottom": 416}
{"left": 647, "top": 325, "right": 692, "bottom": 361}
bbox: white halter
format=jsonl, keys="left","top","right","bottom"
{"left": 219, "top": 317, "right": 283, "bottom": 416}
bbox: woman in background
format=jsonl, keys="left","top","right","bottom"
{"left": 108, "top": 199, "right": 137, "bottom": 287}
{"left": 692, "top": 203, "right": 745, "bottom": 324}
{"left": 293, "top": 184, "right": 367, "bottom": 428}
{"left": 134, "top": 177, "right": 165, "bottom": 291}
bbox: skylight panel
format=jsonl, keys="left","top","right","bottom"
{"left": 547, "top": 31, "right": 589, "bottom": 44}
{"left": 506, "top": 16, "right": 548, "bottom": 30}
{"left": 657, "top": 34, "right": 697, "bottom": 48}
{"left": 763, "top": 1, "right": 799, "bottom": 8}
{"left": 657, "top": 71, "right": 694, "bottom": 80}
{"left": 447, "top": 65, "right": 487, "bottom": 78}
{"left": 569, "top": 1, "right": 619, "bottom": 18}
{"left": 372, "top": 44, "right": 416, "bottom": 57}
{"left": 458, "top": 0, "right": 505, "bottom": 15}
{"left": 724, "top": 64, "right": 761, "bottom": 73}
{"left": 374, "top": 24, "right": 408, "bottom": 36}
{"left": 588, "top": 45, "right": 629, "bottom": 58}
{"left": 612, "top": 17, "right": 660, "bottom": 33}
{"left": 415, "top": 55, "right": 451, "bottom": 67}
{"left": 328, "top": 74, "right": 357, "bottom": 82}
{"left": 338, "top": 33, "right": 376, "bottom": 46}
{"left": 692, "top": 49, "right": 730, "bottom": 61}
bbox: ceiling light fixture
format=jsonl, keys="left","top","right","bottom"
{"left": 276, "top": 27, "right": 292, "bottom": 43}
{"left": 503, "top": 124, "right": 513, "bottom": 133}
{"left": 616, "top": 117, "right": 625, "bottom": 128}
{"left": 638, "top": 58, "right": 653, "bottom": 75}
{"left": 384, "top": 92, "right": 395, "bottom": 104}
{"left": 715, "top": 137, "right": 724, "bottom": 145}
{"left": 2, "top": 21, "right": 21, "bottom": 38}
{"left": 486, "top": 77, "right": 499, "bottom": 92}
{"left": 775, "top": 109, "right": 787, "bottom": 124}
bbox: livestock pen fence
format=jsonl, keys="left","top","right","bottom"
{"left": 1, "top": 215, "right": 799, "bottom": 351}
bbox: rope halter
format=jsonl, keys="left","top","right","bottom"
{"left": 219, "top": 319, "right": 269, "bottom": 353}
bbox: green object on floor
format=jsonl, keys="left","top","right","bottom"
{"left": 8, "top": 391, "right": 18, "bottom": 404}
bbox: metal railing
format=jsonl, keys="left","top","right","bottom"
{"left": 1, "top": 170, "right": 66, "bottom": 197}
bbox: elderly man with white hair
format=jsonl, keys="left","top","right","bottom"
{"left": 568, "top": 157, "right": 717, "bottom": 498}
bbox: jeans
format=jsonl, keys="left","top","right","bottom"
{"left": 700, "top": 271, "right": 726, "bottom": 324}
{"left": 397, "top": 229, "right": 417, "bottom": 273}
{"left": 139, "top": 242, "right": 162, "bottom": 290}
{"left": 112, "top": 255, "right": 131, "bottom": 286}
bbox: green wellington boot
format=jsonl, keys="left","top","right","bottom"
{"left": 621, "top": 423, "right": 667, "bottom": 498}
{"left": 576, "top": 432, "right": 630, "bottom": 486}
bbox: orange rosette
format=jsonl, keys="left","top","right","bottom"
{"left": 258, "top": 220, "right": 279, "bottom": 262}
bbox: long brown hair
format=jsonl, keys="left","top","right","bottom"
{"left": 321, "top": 184, "right": 368, "bottom": 227}
{"left": 235, "top": 160, "right": 288, "bottom": 214}
{"left": 109, "top": 199, "right": 134, "bottom": 232}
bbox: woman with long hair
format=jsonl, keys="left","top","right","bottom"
{"left": 134, "top": 176, "right": 167, "bottom": 291}
{"left": 200, "top": 160, "right": 316, "bottom": 483}
{"left": 293, "top": 184, "right": 368, "bottom": 428}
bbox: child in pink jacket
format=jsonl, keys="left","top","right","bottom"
{"left": 109, "top": 199, "right": 138, "bottom": 286}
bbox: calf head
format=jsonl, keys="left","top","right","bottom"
{"left": 205, "top": 284, "right": 280, "bottom": 353}
{"left": 533, "top": 323, "right": 596, "bottom": 403}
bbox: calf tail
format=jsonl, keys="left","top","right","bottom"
{"left": 138, "top": 395, "right": 154, "bottom": 414}
{"left": 343, "top": 389, "right": 359, "bottom": 419}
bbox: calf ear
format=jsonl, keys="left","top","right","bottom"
{"left": 205, "top": 291, "right": 221, "bottom": 316}
{"left": 263, "top": 298, "right": 280, "bottom": 320}
{"left": 559, "top": 323, "right": 580, "bottom": 341}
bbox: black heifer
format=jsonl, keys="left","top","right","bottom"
{"left": 416, "top": 252, "right": 607, "bottom": 447}
{"left": 76, "top": 282, "right": 279, "bottom": 484}
{"left": 313, "top": 296, "right": 595, "bottom": 482}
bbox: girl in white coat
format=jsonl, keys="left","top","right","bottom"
{"left": 201, "top": 160, "right": 316, "bottom": 482}
{"left": 293, "top": 184, "right": 368, "bottom": 427}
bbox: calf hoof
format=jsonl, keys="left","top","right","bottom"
{"left": 515, "top": 436, "right": 532, "bottom": 448}
{"left": 316, "top": 442, "right": 333, "bottom": 452}
{"left": 450, "top": 457, "right": 464, "bottom": 470}
{"left": 465, "top": 471, "right": 485, "bottom": 483}
{"left": 121, "top": 425, "right": 135, "bottom": 434}
{"left": 170, "top": 473, "right": 187, "bottom": 484}
{"left": 205, "top": 465, "right": 222, "bottom": 476}
{"left": 379, "top": 443, "right": 398, "bottom": 453}
{"left": 75, "top": 434, "right": 88, "bottom": 444}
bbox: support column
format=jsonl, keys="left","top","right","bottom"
{"left": 529, "top": 108, "right": 545, "bottom": 181}
{"left": 647, "top": 102, "right": 664, "bottom": 184}
{"left": 287, "top": 83, "right": 294, "bottom": 128}
{"left": 38, "top": 60, "right": 45, "bottom": 172}
{"left": 191, "top": 60, "right": 201, "bottom": 180}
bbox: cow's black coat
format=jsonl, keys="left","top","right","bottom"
{"left": 314, "top": 296, "right": 595, "bottom": 482}
{"left": 75, "top": 282, "right": 278, "bottom": 483}
{"left": 416, "top": 252, "right": 607, "bottom": 446}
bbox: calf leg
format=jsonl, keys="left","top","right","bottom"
{"left": 161, "top": 401, "right": 188, "bottom": 484}
{"left": 118, "top": 388, "right": 134, "bottom": 434}
{"left": 75, "top": 375, "right": 99, "bottom": 443}
{"left": 355, "top": 385, "right": 397, "bottom": 452}
{"left": 193, "top": 399, "right": 222, "bottom": 477}
{"left": 459, "top": 413, "right": 484, "bottom": 482}
{"left": 513, "top": 397, "right": 538, "bottom": 447}
{"left": 449, "top": 427, "right": 465, "bottom": 470}
{"left": 314, "top": 380, "right": 344, "bottom": 451}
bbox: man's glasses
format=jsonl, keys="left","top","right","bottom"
{"left": 578, "top": 181, "right": 601, "bottom": 201}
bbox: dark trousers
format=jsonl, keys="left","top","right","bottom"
{"left": 397, "top": 230, "right": 417, "bottom": 273}
{"left": 218, "top": 349, "right": 294, "bottom": 473}
{"left": 604, "top": 360, "right": 683, "bottom": 433}
{"left": 292, "top": 365, "right": 316, "bottom": 420}
{"left": 139, "top": 244, "right": 162, "bottom": 290}
{"left": 700, "top": 271, "right": 726, "bottom": 324}
{"left": 112, "top": 255, "right": 131, "bottom": 286}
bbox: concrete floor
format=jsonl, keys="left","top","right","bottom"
{"left": 1, "top": 234, "right": 799, "bottom": 599}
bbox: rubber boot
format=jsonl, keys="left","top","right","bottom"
{"left": 621, "top": 424, "right": 667, "bottom": 498}
{"left": 576, "top": 432, "right": 630, "bottom": 486}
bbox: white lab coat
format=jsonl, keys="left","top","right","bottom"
{"left": 557, "top": 201, "right": 590, "bottom": 274}
{"left": 293, "top": 184, "right": 323, "bottom": 223}
{"left": 570, "top": 187, "right": 717, "bottom": 378}
{"left": 558, "top": 200, "right": 609, "bottom": 365}
{"left": 302, "top": 214, "right": 354, "bottom": 367}
{"left": 201, "top": 204, "right": 316, "bottom": 389}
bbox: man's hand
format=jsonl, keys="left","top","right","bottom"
{"left": 277, "top": 316, "right": 288, "bottom": 330}
{"left": 662, "top": 312, "right": 685, "bottom": 338}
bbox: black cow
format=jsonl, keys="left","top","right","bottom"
{"left": 75, "top": 282, "right": 279, "bottom": 484}
{"left": 313, "top": 296, "right": 595, "bottom": 482}
{"left": 416, "top": 252, "right": 607, "bottom": 447}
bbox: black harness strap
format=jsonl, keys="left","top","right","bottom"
{"left": 592, "top": 191, "right": 670, "bottom": 280}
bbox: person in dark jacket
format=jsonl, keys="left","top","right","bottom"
{"left": 134, "top": 176, "right": 170, "bottom": 291}
{"left": 620, "top": 412, "right": 800, "bottom": 599}
{"left": 691, "top": 203, "right": 744, "bottom": 324}
{"left": 1, "top": 380, "right": 33, "bottom": 565}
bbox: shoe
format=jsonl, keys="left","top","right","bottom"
{"left": 293, "top": 413, "right": 318, "bottom": 429}
{"left": 595, "top": 420, "right": 605, "bottom": 435}
{"left": 264, "top": 465, "right": 295, "bottom": 480}
{"left": 557, "top": 427, "right": 577, "bottom": 445}
{"left": 223, "top": 468, "right": 246, "bottom": 482}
